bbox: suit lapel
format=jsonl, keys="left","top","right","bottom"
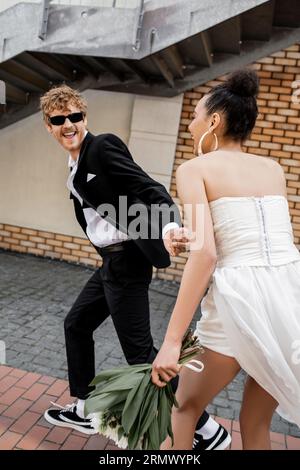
{"left": 73, "top": 131, "right": 94, "bottom": 186}
{"left": 69, "top": 132, "right": 94, "bottom": 200}
{"left": 72, "top": 132, "right": 99, "bottom": 208}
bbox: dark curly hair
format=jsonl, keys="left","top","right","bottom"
{"left": 205, "top": 68, "right": 259, "bottom": 142}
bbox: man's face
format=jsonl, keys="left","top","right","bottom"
{"left": 45, "top": 103, "right": 88, "bottom": 157}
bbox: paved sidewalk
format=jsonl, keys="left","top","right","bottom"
{"left": 1, "top": 365, "right": 298, "bottom": 450}
{"left": 0, "top": 250, "right": 300, "bottom": 439}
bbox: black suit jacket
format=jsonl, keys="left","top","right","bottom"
{"left": 70, "top": 132, "right": 181, "bottom": 268}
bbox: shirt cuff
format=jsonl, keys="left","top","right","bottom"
{"left": 162, "top": 222, "right": 180, "bottom": 239}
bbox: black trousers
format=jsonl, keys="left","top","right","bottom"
{"left": 64, "top": 241, "right": 208, "bottom": 426}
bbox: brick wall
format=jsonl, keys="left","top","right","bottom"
{"left": 1, "top": 44, "right": 299, "bottom": 280}
{"left": 0, "top": 224, "right": 101, "bottom": 268}
{"left": 158, "top": 43, "right": 300, "bottom": 282}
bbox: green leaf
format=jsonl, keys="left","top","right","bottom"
{"left": 164, "top": 382, "right": 178, "bottom": 408}
{"left": 107, "top": 402, "right": 124, "bottom": 415}
{"left": 128, "top": 418, "right": 141, "bottom": 450}
{"left": 157, "top": 388, "right": 171, "bottom": 444}
{"left": 96, "top": 372, "right": 144, "bottom": 394}
{"left": 126, "top": 384, "right": 157, "bottom": 450}
{"left": 122, "top": 371, "right": 151, "bottom": 434}
{"left": 148, "top": 417, "right": 160, "bottom": 450}
{"left": 167, "top": 420, "right": 174, "bottom": 447}
{"left": 85, "top": 390, "right": 128, "bottom": 414}
{"left": 90, "top": 364, "right": 151, "bottom": 386}
{"left": 138, "top": 385, "right": 159, "bottom": 438}
{"left": 141, "top": 433, "right": 149, "bottom": 451}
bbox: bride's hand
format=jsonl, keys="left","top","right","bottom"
{"left": 151, "top": 341, "right": 181, "bottom": 388}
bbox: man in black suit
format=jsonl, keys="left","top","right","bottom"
{"left": 41, "top": 85, "right": 230, "bottom": 450}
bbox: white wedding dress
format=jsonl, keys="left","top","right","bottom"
{"left": 195, "top": 195, "right": 300, "bottom": 426}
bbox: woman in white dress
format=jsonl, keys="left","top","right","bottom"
{"left": 151, "top": 69, "right": 300, "bottom": 450}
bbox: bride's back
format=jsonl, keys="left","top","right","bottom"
{"left": 199, "top": 150, "right": 287, "bottom": 204}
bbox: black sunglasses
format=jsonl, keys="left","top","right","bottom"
{"left": 48, "top": 112, "right": 84, "bottom": 126}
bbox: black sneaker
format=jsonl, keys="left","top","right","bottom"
{"left": 44, "top": 402, "right": 97, "bottom": 435}
{"left": 193, "top": 424, "right": 231, "bottom": 450}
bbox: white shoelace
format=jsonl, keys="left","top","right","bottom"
{"left": 50, "top": 401, "right": 93, "bottom": 421}
{"left": 50, "top": 401, "right": 77, "bottom": 413}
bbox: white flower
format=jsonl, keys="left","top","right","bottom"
{"left": 91, "top": 412, "right": 129, "bottom": 449}
{"left": 91, "top": 412, "right": 102, "bottom": 433}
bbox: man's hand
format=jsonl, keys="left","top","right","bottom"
{"left": 163, "top": 227, "right": 190, "bottom": 257}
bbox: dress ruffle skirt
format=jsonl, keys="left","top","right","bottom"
{"left": 196, "top": 260, "right": 300, "bottom": 427}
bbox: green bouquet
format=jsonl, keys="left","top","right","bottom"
{"left": 85, "top": 330, "right": 204, "bottom": 450}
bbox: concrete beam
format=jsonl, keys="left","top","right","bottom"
{"left": 151, "top": 55, "right": 175, "bottom": 88}
{"left": 0, "top": 72, "right": 132, "bottom": 129}
{"left": 97, "top": 26, "right": 300, "bottom": 98}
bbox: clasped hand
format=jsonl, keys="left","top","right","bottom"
{"left": 163, "top": 227, "right": 190, "bottom": 257}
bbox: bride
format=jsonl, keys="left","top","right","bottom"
{"left": 151, "top": 68, "right": 300, "bottom": 450}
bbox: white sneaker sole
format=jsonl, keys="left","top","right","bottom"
{"left": 44, "top": 410, "right": 98, "bottom": 435}
{"left": 211, "top": 432, "right": 232, "bottom": 450}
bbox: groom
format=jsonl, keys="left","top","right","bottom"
{"left": 40, "top": 85, "right": 230, "bottom": 450}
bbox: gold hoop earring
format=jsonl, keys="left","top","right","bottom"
{"left": 198, "top": 131, "right": 218, "bottom": 155}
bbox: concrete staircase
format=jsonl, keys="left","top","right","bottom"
{"left": 0, "top": 0, "right": 299, "bottom": 128}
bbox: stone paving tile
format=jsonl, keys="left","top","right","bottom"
{"left": 0, "top": 250, "right": 300, "bottom": 438}
{"left": 0, "top": 365, "right": 298, "bottom": 451}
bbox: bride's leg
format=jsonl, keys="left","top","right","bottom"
{"left": 240, "top": 376, "right": 278, "bottom": 450}
{"left": 161, "top": 347, "right": 240, "bottom": 450}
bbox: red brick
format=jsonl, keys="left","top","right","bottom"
{"left": 230, "top": 431, "right": 243, "bottom": 450}
{"left": 8, "top": 369, "right": 27, "bottom": 379}
{"left": 10, "top": 410, "right": 40, "bottom": 434}
{"left": 22, "top": 382, "right": 49, "bottom": 401}
{"left": 46, "top": 379, "right": 68, "bottom": 397}
{"left": 60, "top": 434, "right": 88, "bottom": 450}
{"left": 3, "top": 398, "right": 32, "bottom": 419}
{"left": 58, "top": 389, "right": 73, "bottom": 405}
{"left": 37, "top": 441, "right": 60, "bottom": 450}
{"left": 271, "top": 441, "right": 286, "bottom": 450}
{"left": 232, "top": 420, "right": 240, "bottom": 432}
{"left": 270, "top": 431, "right": 286, "bottom": 444}
{"left": 0, "top": 387, "right": 26, "bottom": 406}
{"left": 286, "top": 435, "right": 300, "bottom": 450}
{"left": 16, "top": 371, "right": 41, "bottom": 389}
{"left": 0, "top": 375, "right": 20, "bottom": 394}
{"left": 83, "top": 434, "right": 109, "bottom": 450}
{"left": 0, "top": 431, "right": 22, "bottom": 450}
{"left": 105, "top": 444, "right": 121, "bottom": 450}
{"left": 46, "top": 427, "right": 72, "bottom": 444}
{"left": 29, "top": 393, "right": 58, "bottom": 415}
{"left": 4, "top": 225, "right": 21, "bottom": 233}
{"left": 21, "top": 228, "right": 37, "bottom": 236}
{"left": 0, "top": 404, "right": 7, "bottom": 414}
{"left": 0, "top": 415, "right": 14, "bottom": 436}
{"left": 17, "top": 425, "right": 50, "bottom": 450}
{"left": 0, "top": 366, "right": 13, "bottom": 380}
{"left": 38, "top": 375, "right": 56, "bottom": 386}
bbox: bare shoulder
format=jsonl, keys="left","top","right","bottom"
{"left": 176, "top": 157, "right": 207, "bottom": 179}
{"left": 256, "top": 154, "right": 285, "bottom": 176}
